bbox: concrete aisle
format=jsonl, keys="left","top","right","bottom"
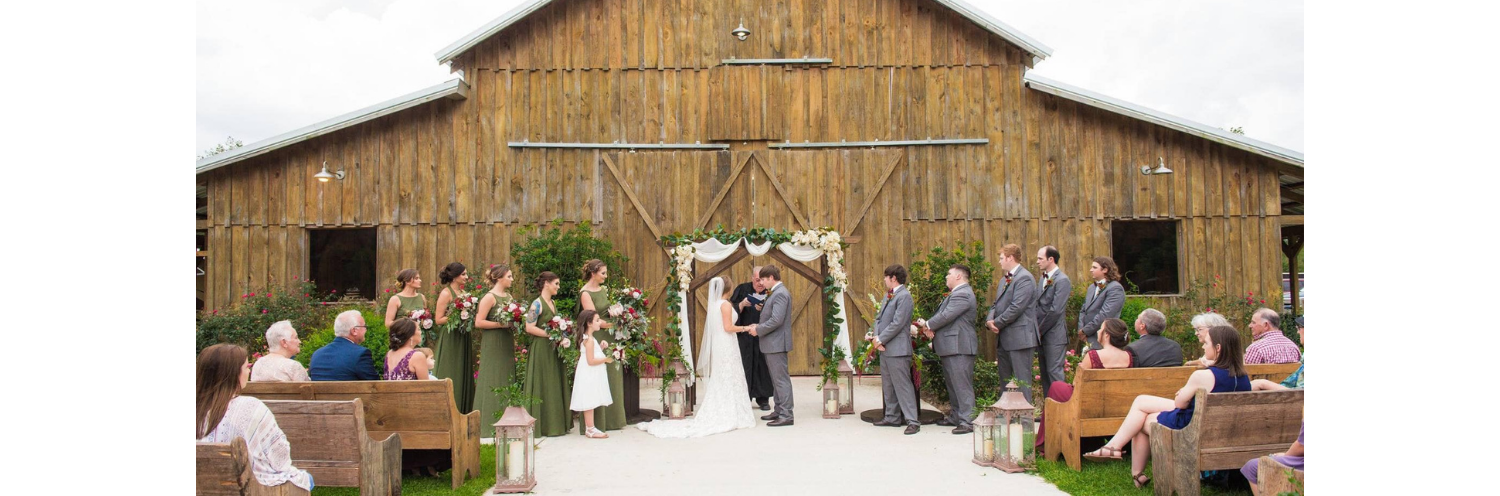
{"left": 521, "top": 376, "right": 1065, "bottom": 495}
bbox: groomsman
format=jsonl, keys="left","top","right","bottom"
{"left": 1077, "top": 256, "right": 1125, "bottom": 351}
{"left": 1033, "top": 246, "right": 1072, "bottom": 396}
{"left": 872, "top": 264, "right": 920, "bottom": 435}
{"left": 986, "top": 244, "right": 1040, "bottom": 404}
{"left": 919, "top": 264, "right": 978, "bottom": 435}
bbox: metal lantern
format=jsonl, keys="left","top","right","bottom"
{"left": 487, "top": 406, "right": 536, "bottom": 494}
{"left": 972, "top": 404, "right": 1000, "bottom": 466}
{"left": 667, "top": 360, "right": 688, "bottom": 419}
{"left": 991, "top": 381, "right": 1037, "bottom": 473}
{"left": 837, "top": 360, "right": 855, "bottom": 414}
{"left": 822, "top": 378, "right": 840, "bottom": 419}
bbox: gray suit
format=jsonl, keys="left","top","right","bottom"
{"left": 1032, "top": 269, "right": 1072, "bottom": 395}
{"left": 757, "top": 282, "right": 794, "bottom": 420}
{"left": 927, "top": 283, "right": 977, "bottom": 427}
{"left": 1077, "top": 280, "right": 1125, "bottom": 351}
{"left": 987, "top": 267, "right": 1039, "bottom": 403}
{"left": 875, "top": 285, "right": 918, "bottom": 426}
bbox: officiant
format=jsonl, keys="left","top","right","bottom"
{"left": 730, "top": 266, "right": 775, "bottom": 410}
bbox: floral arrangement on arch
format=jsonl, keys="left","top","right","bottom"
{"left": 606, "top": 286, "right": 653, "bottom": 371}
{"left": 660, "top": 226, "right": 851, "bottom": 391}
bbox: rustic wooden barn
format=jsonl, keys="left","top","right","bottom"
{"left": 196, "top": 0, "right": 1305, "bottom": 374}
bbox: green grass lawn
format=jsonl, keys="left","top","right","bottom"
{"left": 1036, "top": 458, "right": 1251, "bottom": 496}
{"left": 312, "top": 444, "right": 497, "bottom": 496}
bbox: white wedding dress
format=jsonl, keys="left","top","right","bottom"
{"left": 637, "top": 277, "right": 756, "bottom": 438}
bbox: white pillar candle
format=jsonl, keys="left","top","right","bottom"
{"left": 983, "top": 437, "right": 995, "bottom": 460}
{"left": 826, "top": 398, "right": 838, "bottom": 414}
{"left": 671, "top": 403, "right": 683, "bottom": 418}
{"left": 1009, "top": 423, "right": 1024, "bottom": 460}
{"left": 505, "top": 440, "right": 525, "bottom": 481}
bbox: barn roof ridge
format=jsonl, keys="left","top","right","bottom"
{"left": 433, "top": 0, "right": 1055, "bottom": 66}
{"left": 1023, "top": 71, "right": 1304, "bottom": 169}
{"left": 195, "top": 78, "right": 469, "bottom": 175}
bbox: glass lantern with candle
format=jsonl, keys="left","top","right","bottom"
{"left": 837, "top": 360, "right": 855, "bottom": 414}
{"left": 821, "top": 377, "right": 841, "bottom": 419}
{"left": 489, "top": 406, "right": 537, "bottom": 493}
{"left": 972, "top": 404, "right": 1000, "bottom": 466}
{"left": 667, "top": 360, "right": 688, "bottom": 419}
{"left": 991, "top": 381, "right": 1036, "bottom": 473}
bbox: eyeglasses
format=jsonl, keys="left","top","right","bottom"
{"left": 352, "top": 325, "right": 368, "bottom": 331}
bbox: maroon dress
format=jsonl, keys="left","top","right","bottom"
{"left": 1037, "top": 349, "right": 1134, "bottom": 447}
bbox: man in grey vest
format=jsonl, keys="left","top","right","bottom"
{"left": 1077, "top": 256, "right": 1125, "bottom": 351}
{"left": 919, "top": 264, "right": 978, "bottom": 435}
{"left": 747, "top": 265, "right": 795, "bottom": 426}
{"left": 1033, "top": 246, "right": 1072, "bottom": 395}
{"left": 872, "top": 264, "right": 920, "bottom": 435}
{"left": 985, "top": 243, "right": 1040, "bottom": 403}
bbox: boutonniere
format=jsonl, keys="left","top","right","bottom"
{"left": 941, "top": 291, "right": 951, "bottom": 299}
{"left": 1004, "top": 274, "right": 1014, "bottom": 285}
{"left": 1095, "top": 281, "right": 1106, "bottom": 290}
{"left": 886, "top": 290, "right": 894, "bottom": 300}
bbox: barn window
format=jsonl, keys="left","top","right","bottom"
{"left": 1110, "top": 221, "right": 1180, "bottom": 294}
{"left": 308, "top": 228, "right": 377, "bottom": 300}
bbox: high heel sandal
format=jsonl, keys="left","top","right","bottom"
{"left": 585, "top": 427, "right": 609, "bottom": 439}
{"left": 1131, "top": 472, "right": 1151, "bottom": 489}
{"left": 1081, "top": 445, "right": 1124, "bottom": 462}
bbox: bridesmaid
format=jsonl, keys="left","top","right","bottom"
{"left": 578, "top": 259, "right": 626, "bottom": 431}
{"left": 434, "top": 262, "right": 477, "bottom": 413}
{"left": 523, "top": 272, "right": 573, "bottom": 437}
{"left": 473, "top": 264, "right": 518, "bottom": 437}
{"left": 385, "top": 269, "right": 426, "bottom": 338}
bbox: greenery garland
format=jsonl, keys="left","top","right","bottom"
{"left": 659, "top": 225, "right": 851, "bottom": 399}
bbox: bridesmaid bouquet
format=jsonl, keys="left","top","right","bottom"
{"left": 410, "top": 309, "right": 435, "bottom": 330}
{"left": 499, "top": 301, "right": 528, "bottom": 329}
{"left": 544, "top": 315, "right": 581, "bottom": 369}
{"left": 444, "top": 292, "right": 482, "bottom": 334}
{"left": 608, "top": 287, "right": 654, "bottom": 371}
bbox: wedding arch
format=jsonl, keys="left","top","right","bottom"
{"left": 659, "top": 227, "right": 853, "bottom": 389}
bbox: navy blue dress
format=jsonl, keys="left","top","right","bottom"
{"left": 1155, "top": 366, "right": 1250, "bottom": 429}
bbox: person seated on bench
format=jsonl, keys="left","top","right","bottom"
{"left": 197, "top": 343, "right": 314, "bottom": 491}
{"left": 1186, "top": 312, "right": 1231, "bottom": 367}
{"left": 251, "top": 320, "right": 310, "bottom": 382}
{"left": 310, "top": 310, "right": 380, "bottom": 381}
{"left": 384, "top": 318, "right": 430, "bottom": 380}
{"left": 1082, "top": 325, "right": 1251, "bottom": 489}
{"left": 1036, "top": 318, "right": 1136, "bottom": 448}
{"left": 1125, "top": 309, "right": 1182, "bottom": 368}
{"left": 1253, "top": 315, "right": 1304, "bottom": 391}
{"left": 1242, "top": 422, "right": 1303, "bottom": 495}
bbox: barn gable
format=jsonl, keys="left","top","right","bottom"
{"left": 436, "top": 0, "right": 1052, "bottom": 71}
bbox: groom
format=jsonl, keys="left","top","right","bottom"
{"left": 872, "top": 264, "right": 920, "bottom": 435}
{"left": 747, "top": 265, "right": 794, "bottom": 426}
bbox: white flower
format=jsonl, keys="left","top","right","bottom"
{"left": 613, "top": 348, "right": 624, "bottom": 359}
{"left": 909, "top": 324, "right": 919, "bottom": 336}
{"left": 864, "top": 331, "right": 874, "bottom": 341}
{"left": 560, "top": 337, "right": 571, "bottom": 348}
{"left": 423, "top": 320, "right": 434, "bottom": 330}
{"left": 460, "top": 310, "right": 471, "bottom": 321}
{"left": 608, "top": 304, "right": 625, "bottom": 318}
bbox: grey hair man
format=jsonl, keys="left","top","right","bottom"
{"left": 250, "top": 320, "right": 311, "bottom": 382}
{"left": 309, "top": 310, "right": 379, "bottom": 381}
{"left": 1125, "top": 309, "right": 1182, "bottom": 368}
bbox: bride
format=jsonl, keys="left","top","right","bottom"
{"left": 637, "top": 276, "right": 756, "bottom": 438}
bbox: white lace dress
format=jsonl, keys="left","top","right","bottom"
{"left": 637, "top": 295, "right": 756, "bottom": 438}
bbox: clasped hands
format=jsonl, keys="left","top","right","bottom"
{"left": 745, "top": 324, "right": 758, "bottom": 336}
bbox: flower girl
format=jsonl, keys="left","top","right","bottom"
{"left": 570, "top": 310, "right": 615, "bottom": 439}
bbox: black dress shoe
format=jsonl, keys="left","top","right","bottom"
{"left": 758, "top": 402, "right": 771, "bottom": 411}
{"left": 952, "top": 425, "right": 973, "bottom": 435}
{"left": 935, "top": 418, "right": 956, "bottom": 427}
{"left": 904, "top": 424, "right": 921, "bottom": 435}
{"left": 872, "top": 419, "right": 902, "bottom": 427}
{"left": 760, "top": 413, "right": 780, "bottom": 421}
{"left": 767, "top": 418, "right": 794, "bottom": 427}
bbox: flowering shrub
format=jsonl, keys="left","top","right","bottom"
{"left": 196, "top": 278, "right": 339, "bottom": 353}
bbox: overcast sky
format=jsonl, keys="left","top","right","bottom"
{"left": 197, "top": 0, "right": 1303, "bottom": 157}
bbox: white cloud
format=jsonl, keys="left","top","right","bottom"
{"left": 197, "top": 0, "right": 1302, "bottom": 155}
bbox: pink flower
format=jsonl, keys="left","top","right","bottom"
{"left": 261, "top": 309, "right": 267, "bottom": 314}
{"left": 1248, "top": 291, "right": 1254, "bottom": 296}
{"left": 1034, "top": 375, "right": 1041, "bottom": 381}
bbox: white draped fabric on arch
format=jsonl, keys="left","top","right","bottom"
{"left": 668, "top": 232, "right": 851, "bottom": 384}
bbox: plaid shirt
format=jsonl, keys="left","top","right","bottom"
{"left": 1244, "top": 331, "right": 1302, "bottom": 365}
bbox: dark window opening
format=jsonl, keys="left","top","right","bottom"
{"left": 1111, "top": 221, "right": 1180, "bottom": 294}
{"left": 309, "top": 228, "right": 377, "bottom": 300}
